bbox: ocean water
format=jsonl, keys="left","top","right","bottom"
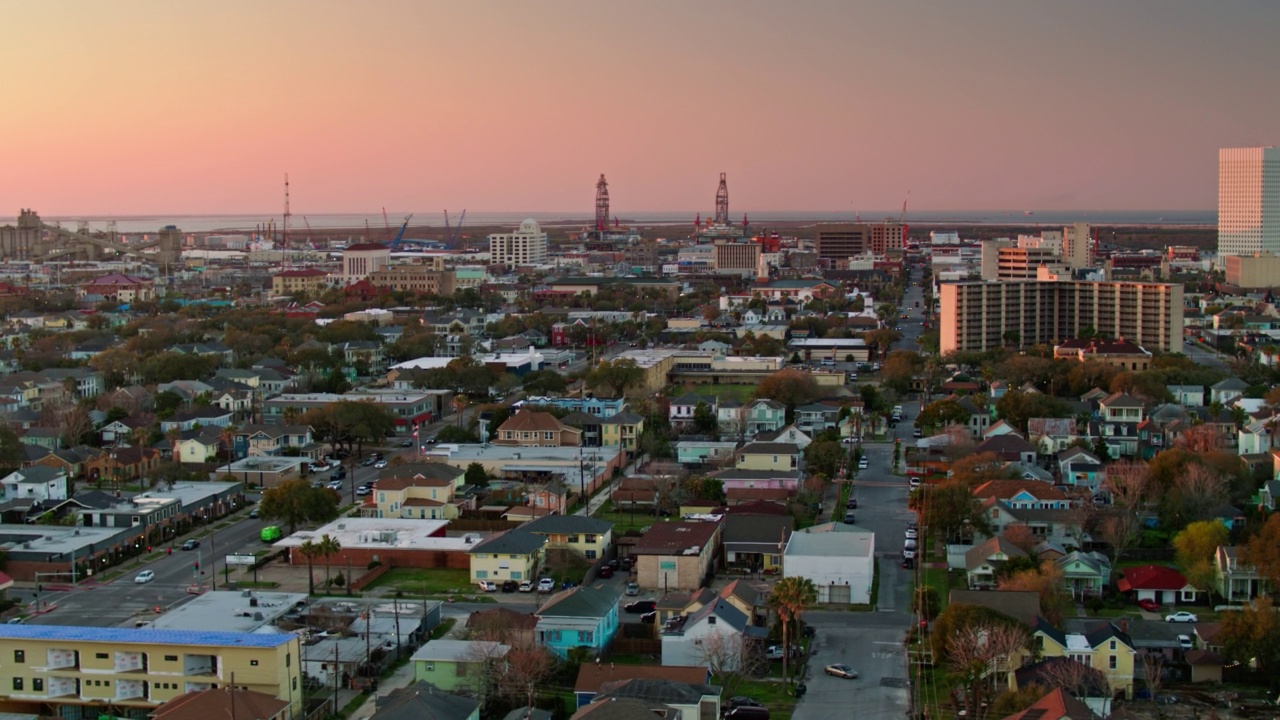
{"left": 0, "top": 209, "right": 1215, "bottom": 234}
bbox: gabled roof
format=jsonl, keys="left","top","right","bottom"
{"left": 600, "top": 411, "right": 644, "bottom": 425}
{"left": 574, "top": 664, "right": 709, "bottom": 695}
{"left": 1099, "top": 392, "right": 1144, "bottom": 409}
{"left": 149, "top": 686, "right": 289, "bottom": 720}
{"left": 596, "top": 678, "right": 719, "bottom": 706}
{"left": 1003, "top": 682, "right": 1101, "bottom": 720}
{"left": 965, "top": 536, "right": 1028, "bottom": 571}
{"left": 1211, "top": 377, "right": 1248, "bottom": 391}
{"left": 468, "top": 529, "right": 546, "bottom": 556}
{"left": 521, "top": 513, "right": 614, "bottom": 536}
{"left": 497, "top": 410, "right": 577, "bottom": 435}
{"left": 972, "top": 480, "right": 1066, "bottom": 502}
{"left": 1116, "top": 564, "right": 1189, "bottom": 592}
{"left": 573, "top": 697, "right": 678, "bottom": 720}
{"left": 370, "top": 681, "right": 479, "bottom": 720}
{"left": 974, "top": 434, "right": 1036, "bottom": 456}
{"left": 537, "top": 584, "right": 620, "bottom": 620}
{"left": 560, "top": 411, "right": 603, "bottom": 427}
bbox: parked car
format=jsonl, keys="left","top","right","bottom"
{"left": 824, "top": 663, "right": 858, "bottom": 679}
{"left": 477, "top": 581, "right": 497, "bottom": 593}
{"left": 518, "top": 581, "right": 534, "bottom": 593}
{"left": 355, "top": 486, "right": 371, "bottom": 496}
{"left": 1165, "top": 611, "right": 1198, "bottom": 623}
{"left": 843, "top": 512, "right": 856, "bottom": 524}
{"left": 903, "top": 548, "right": 917, "bottom": 560}
{"left": 327, "top": 479, "right": 344, "bottom": 490}
{"left": 801, "top": 625, "right": 815, "bottom": 638}
{"left": 625, "top": 582, "right": 640, "bottom": 596}
{"left": 134, "top": 570, "right": 155, "bottom": 584}
{"left": 913, "top": 428, "right": 923, "bottom": 438}
{"left": 728, "top": 697, "right": 763, "bottom": 709}
{"left": 598, "top": 566, "right": 614, "bottom": 579}
{"left": 361, "top": 458, "right": 375, "bottom": 467}
{"left": 846, "top": 497, "right": 858, "bottom": 509}
{"left": 374, "top": 460, "right": 388, "bottom": 469}
{"left": 248, "top": 509, "right": 260, "bottom": 519}
{"left": 625, "top": 600, "right": 658, "bottom": 614}
{"left": 901, "top": 557, "right": 915, "bottom": 570}
{"left": 400, "top": 440, "right": 413, "bottom": 447}
{"left": 181, "top": 539, "right": 200, "bottom": 551}
{"left": 724, "top": 706, "right": 770, "bottom": 720}
{"left": 858, "top": 457, "right": 869, "bottom": 469}
{"left": 766, "top": 645, "right": 799, "bottom": 660}
{"left": 905, "top": 528, "right": 918, "bottom": 540}
{"left": 1177, "top": 634, "right": 1193, "bottom": 649}
{"left": 640, "top": 611, "right": 657, "bottom": 624}
{"left": 500, "top": 580, "right": 518, "bottom": 593}
{"left": 1137, "top": 598, "right": 1160, "bottom": 612}
{"left": 537, "top": 578, "right": 555, "bottom": 593}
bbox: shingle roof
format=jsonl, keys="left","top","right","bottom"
{"left": 537, "top": 584, "right": 620, "bottom": 619}
{"left": 632, "top": 522, "right": 720, "bottom": 554}
{"left": 370, "top": 681, "right": 479, "bottom": 720}
{"left": 574, "top": 664, "right": 709, "bottom": 694}
{"left": 1116, "top": 564, "right": 1188, "bottom": 592}
{"left": 596, "top": 678, "right": 719, "bottom": 706}
{"left": 521, "top": 513, "right": 614, "bottom": 536}
{"left": 468, "top": 529, "right": 546, "bottom": 556}
{"left": 150, "top": 686, "right": 289, "bottom": 720}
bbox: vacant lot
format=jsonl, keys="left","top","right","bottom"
{"left": 363, "top": 568, "right": 471, "bottom": 595}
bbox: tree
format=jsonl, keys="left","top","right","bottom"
{"left": 767, "top": 576, "right": 817, "bottom": 688}
{"left": 804, "top": 440, "right": 844, "bottom": 480}
{"left": 916, "top": 399, "right": 971, "bottom": 433}
{"left": 1166, "top": 463, "right": 1230, "bottom": 528}
{"left": 520, "top": 369, "right": 567, "bottom": 396}
{"left": 755, "top": 369, "right": 820, "bottom": 419}
{"left": 881, "top": 350, "right": 922, "bottom": 395}
{"left": 918, "top": 480, "right": 991, "bottom": 544}
{"left": 299, "top": 539, "right": 319, "bottom": 596}
{"left": 990, "top": 685, "right": 1049, "bottom": 718}
{"left": 691, "top": 402, "right": 719, "bottom": 436}
{"left": 464, "top": 462, "right": 489, "bottom": 486}
{"left": 998, "top": 560, "right": 1070, "bottom": 624}
{"left": 695, "top": 627, "right": 763, "bottom": 697}
{"left": 436, "top": 425, "right": 480, "bottom": 443}
{"left": 317, "top": 533, "right": 342, "bottom": 589}
{"left": 1140, "top": 653, "right": 1165, "bottom": 702}
{"left": 995, "top": 390, "right": 1071, "bottom": 435}
{"left": 1219, "top": 598, "right": 1280, "bottom": 689}
{"left": 1242, "top": 513, "right": 1280, "bottom": 589}
{"left": 1036, "top": 658, "right": 1110, "bottom": 699}
{"left": 1096, "top": 460, "right": 1150, "bottom": 565}
{"left": 258, "top": 478, "right": 340, "bottom": 535}
{"left": 585, "top": 358, "right": 645, "bottom": 397}
{"left": 1172, "top": 520, "right": 1228, "bottom": 596}
{"left": 945, "top": 622, "right": 1031, "bottom": 718}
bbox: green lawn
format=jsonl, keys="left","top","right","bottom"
{"left": 922, "top": 567, "right": 950, "bottom": 610}
{"left": 674, "top": 384, "right": 757, "bottom": 403}
{"left": 593, "top": 500, "right": 655, "bottom": 533}
{"left": 363, "top": 568, "right": 472, "bottom": 595}
{"left": 735, "top": 678, "right": 797, "bottom": 720}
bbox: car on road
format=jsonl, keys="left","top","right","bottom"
{"left": 249, "top": 509, "right": 260, "bottom": 519}
{"left": 260, "top": 526, "right": 282, "bottom": 542}
{"left": 327, "top": 479, "right": 344, "bottom": 490}
{"left": 374, "top": 460, "right": 388, "bottom": 469}
{"left": 845, "top": 497, "right": 858, "bottom": 509}
{"left": 181, "top": 539, "right": 200, "bottom": 551}
{"left": 537, "top": 577, "right": 555, "bottom": 593}
{"left": 1137, "top": 598, "right": 1160, "bottom": 612}
{"left": 909, "top": 477, "right": 922, "bottom": 487}
{"left": 361, "top": 458, "right": 375, "bottom": 467}
{"left": 477, "top": 581, "right": 497, "bottom": 592}
{"left": 913, "top": 428, "right": 922, "bottom": 438}
{"left": 640, "top": 611, "right": 657, "bottom": 624}
{"left": 766, "top": 645, "right": 799, "bottom": 660}
{"left": 625, "top": 600, "right": 657, "bottom": 614}
{"left": 598, "top": 566, "right": 614, "bottom": 579}
{"left": 134, "top": 570, "right": 155, "bottom": 584}
{"left": 843, "top": 436, "right": 858, "bottom": 444}
{"left": 625, "top": 582, "right": 640, "bottom": 596}
{"left": 801, "top": 625, "right": 816, "bottom": 638}
{"left": 355, "top": 486, "right": 371, "bottom": 496}
{"left": 905, "top": 528, "right": 918, "bottom": 540}
{"left": 518, "top": 581, "right": 534, "bottom": 593}
{"left": 1165, "top": 611, "right": 1198, "bottom": 623}
{"left": 843, "top": 512, "right": 856, "bottom": 524}
{"left": 901, "top": 557, "right": 915, "bottom": 570}
{"left": 501, "top": 580, "right": 518, "bottom": 593}
{"left": 903, "top": 548, "right": 917, "bottom": 560}
{"left": 824, "top": 663, "right": 858, "bottom": 679}
{"left": 400, "top": 440, "right": 413, "bottom": 447}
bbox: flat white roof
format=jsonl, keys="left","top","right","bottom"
{"left": 784, "top": 523, "right": 874, "bottom": 558}
{"left": 274, "top": 518, "right": 479, "bottom": 552}
{"left": 787, "top": 338, "right": 868, "bottom": 347}
{"left": 147, "top": 590, "right": 307, "bottom": 633}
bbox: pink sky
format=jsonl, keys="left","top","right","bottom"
{"left": 2, "top": 1, "right": 1276, "bottom": 216}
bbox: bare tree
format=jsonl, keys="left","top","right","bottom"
{"left": 695, "top": 629, "right": 765, "bottom": 697}
{"left": 941, "top": 424, "right": 977, "bottom": 462}
{"left": 495, "top": 639, "right": 556, "bottom": 712}
{"left": 1062, "top": 490, "right": 1098, "bottom": 550}
{"left": 1173, "top": 463, "right": 1229, "bottom": 523}
{"left": 1036, "top": 657, "right": 1110, "bottom": 699}
{"left": 1097, "top": 460, "right": 1150, "bottom": 566}
{"left": 1140, "top": 652, "right": 1165, "bottom": 703}
{"left": 1002, "top": 523, "right": 1039, "bottom": 554}
{"left": 946, "top": 622, "right": 1031, "bottom": 719}
{"left": 460, "top": 640, "right": 511, "bottom": 711}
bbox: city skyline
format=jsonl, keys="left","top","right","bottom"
{"left": 3, "top": 1, "right": 1278, "bottom": 216}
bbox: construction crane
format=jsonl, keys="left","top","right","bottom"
{"left": 302, "top": 216, "right": 314, "bottom": 248}
{"left": 899, "top": 191, "right": 911, "bottom": 223}
{"left": 444, "top": 210, "right": 466, "bottom": 248}
{"left": 382, "top": 207, "right": 392, "bottom": 242}
{"left": 389, "top": 214, "right": 413, "bottom": 249}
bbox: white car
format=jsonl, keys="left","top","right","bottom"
{"left": 518, "top": 581, "right": 534, "bottom": 593}
{"left": 134, "top": 570, "right": 155, "bottom": 584}
{"left": 327, "top": 479, "right": 343, "bottom": 490}
{"left": 476, "top": 581, "right": 497, "bottom": 593}
{"left": 1165, "top": 611, "right": 1198, "bottom": 623}
{"left": 537, "top": 578, "right": 555, "bottom": 593}
{"left": 905, "top": 528, "right": 918, "bottom": 540}
{"left": 858, "top": 458, "right": 869, "bottom": 469}
{"left": 374, "top": 460, "right": 388, "bottom": 469}
{"left": 902, "top": 548, "right": 917, "bottom": 560}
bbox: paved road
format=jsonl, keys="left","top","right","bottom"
{"left": 794, "top": 611, "right": 912, "bottom": 720}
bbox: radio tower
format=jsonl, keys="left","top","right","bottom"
{"left": 595, "top": 174, "right": 610, "bottom": 232}
{"left": 282, "top": 173, "right": 292, "bottom": 269}
{"left": 714, "top": 172, "right": 729, "bottom": 225}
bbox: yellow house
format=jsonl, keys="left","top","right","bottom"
{"left": 1027, "top": 619, "right": 1136, "bottom": 699}
{"left": 520, "top": 514, "right": 614, "bottom": 562}
{"left": 369, "top": 463, "right": 466, "bottom": 519}
{"left": 600, "top": 412, "right": 645, "bottom": 454}
{"left": 0, "top": 625, "right": 301, "bottom": 717}
{"left": 736, "top": 442, "right": 799, "bottom": 472}
{"left": 467, "top": 530, "right": 546, "bottom": 584}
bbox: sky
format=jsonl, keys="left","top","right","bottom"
{"left": 2, "top": 0, "right": 1277, "bottom": 216}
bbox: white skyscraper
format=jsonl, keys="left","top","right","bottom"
{"left": 1219, "top": 147, "right": 1280, "bottom": 257}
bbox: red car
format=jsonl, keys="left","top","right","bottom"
{"left": 1137, "top": 599, "right": 1160, "bottom": 612}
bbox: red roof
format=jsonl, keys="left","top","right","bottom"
{"left": 1116, "top": 564, "right": 1188, "bottom": 592}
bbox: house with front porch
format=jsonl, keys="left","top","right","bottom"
{"left": 535, "top": 584, "right": 620, "bottom": 658}
{"left": 675, "top": 440, "right": 739, "bottom": 467}
{"left": 1096, "top": 392, "right": 1147, "bottom": 458}
{"left": 669, "top": 394, "right": 717, "bottom": 429}
{"left": 521, "top": 514, "right": 613, "bottom": 562}
{"left": 742, "top": 399, "right": 786, "bottom": 437}
{"left": 978, "top": 497, "right": 1082, "bottom": 549}
{"left": 1057, "top": 447, "right": 1105, "bottom": 493}
{"left": 1215, "top": 545, "right": 1268, "bottom": 603}
{"left": 723, "top": 512, "right": 792, "bottom": 573}
{"left": 735, "top": 442, "right": 798, "bottom": 471}
{"left": 1116, "top": 564, "right": 1198, "bottom": 606}
{"left": 1, "top": 466, "right": 69, "bottom": 504}
{"left": 1027, "top": 418, "right": 1080, "bottom": 454}
{"left": 369, "top": 464, "right": 466, "bottom": 520}
{"left": 600, "top": 412, "right": 643, "bottom": 455}
{"left": 708, "top": 468, "right": 803, "bottom": 493}
{"left": 661, "top": 599, "right": 768, "bottom": 669}
{"left": 755, "top": 424, "right": 812, "bottom": 449}
{"left": 964, "top": 536, "right": 1028, "bottom": 589}
{"left": 233, "top": 425, "right": 316, "bottom": 459}
{"left": 1056, "top": 550, "right": 1111, "bottom": 599}
{"left": 158, "top": 406, "right": 234, "bottom": 434}
{"left": 794, "top": 403, "right": 840, "bottom": 435}
{"left": 1030, "top": 619, "right": 1136, "bottom": 699}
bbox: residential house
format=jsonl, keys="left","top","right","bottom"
{"left": 158, "top": 406, "right": 234, "bottom": 434}
{"left": 31, "top": 445, "right": 101, "bottom": 481}
{"left": 708, "top": 467, "right": 803, "bottom": 493}
{"left": 561, "top": 412, "right": 604, "bottom": 448}
{"left": 675, "top": 440, "right": 738, "bottom": 467}
{"left": 716, "top": 399, "right": 743, "bottom": 437}
{"left": 410, "top": 640, "right": 510, "bottom": 692}
{"left": 782, "top": 522, "right": 875, "bottom": 604}
{"left": 668, "top": 394, "right": 717, "bottom": 428}
{"left": 735, "top": 442, "right": 798, "bottom": 472}
{"left": 1057, "top": 447, "right": 1105, "bottom": 493}
{"left": 1004, "top": 683, "right": 1105, "bottom": 720}
{"left": 1215, "top": 545, "right": 1268, "bottom": 603}
{"left": 661, "top": 598, "right": 768, "bottom": 669}
{"left": 742, "top": 399, "right": 786, "bottom": 437}
{"left": 1031, "top": 619, "right": 1136, "bottom": 699}
{"left": 1262, "top": 479, "right": 1280, "bottom": 511}
{"left": 233, "top": 425, "right": 316, "bottom": 459}
{"left": 1056, "top": 551, "right": 1112, "bottom": 599}
{"left": 964, "top": 536, "right": 1029, "bottom": 589}
{"left": 972, "top": 480, "right": 1070, "bottom": 509}
{"left": 1027, "top": 418, "right": 1080, "bottom": 454}
{"left": 1, "top": 466, "right": 69, "bottom": 504}
{"left": 370, "top": 464, "right": 466, "bottom": 520}
{"left": 85, "top": 446, "right": 162, "bottom": 485}
{"left": 794, "top": 403, "right": 840, "bottom": 435}
{"left": 947, "top": 590, "right": 1042, "bottom": 627}
{"left": 1096, "top": 392, "right": 1147, "bottom": 458}
{"left": 464, "top": 608, "right": 538, "bottom": 647}
{"left": 973, "top": 434, "right": 1038, "bottom": 466}
{"left": 723, "top": 512, "right": 792, "bottom": 572}
{"left": 572, "top": 664, "right": 710, "bottom": 711}
{"left": 369, "top": 681, "right": 479, "bottom": 720}
{"left": 632, "top": 521, "right": 722, "bottom": 592}
{"left": 467, "top": 530, "right": 547, "bottom": 585}
{"left": 99, "top": 415, "right": 151, "bottom": 446}
{"left": 1168, "top": 384, "right": 1205, "bottom": 407}
{"left": 521, "top": 514, "right": 613, "bottom": 562}
{"left": 341, "top": 340, "right": 387, "bottom": 375}
{"left": 600, "top": 412, "right": 644, "bottom": 455}
{"left": 175, "top": 427, "right": 225, "bottom": 465}
{"left": 41, "top": 367, "right": 104, "bottom": 399}
{"left": 493, "top": 411, "right": 582, "bottom": 448}
{"left": 167, "top": 341, "right": 235, "bottom": 365}
{"left": 1210, "top": 377, "right": 1247, "bottom": 405}
{"left": 150, "top": 687, "right": 290, "bottom": 720}
{"left": 593, "top": 679, "right": 720, "bottom": 720}
{"left": 953, "top": 395, "right": 990, "bottom": 438}
{"left": 535, "top": 584, "right": 620, "bottom": 658}
{"left": 1116, "top": 565, "right": 1198, "bottom": 605}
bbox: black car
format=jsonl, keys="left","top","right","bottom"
{"left": 728, "top": 697, "right": 763, "bottom": 709}
{"left": 501, "top": 580, "right": 518, "bottom": 593}
{"left": 625, "top": 600, "right": 657, "bottom": 614}
{"left": 845, "top": 497, "right": 858, "bottom": 509}
{"left": 401, "top": 440, "right": 413, "bottom": 447}
{"left": 843, "top": 512, "right": 856, "bottom": 524}
{"left": 901, "top": 557, "right": 915, "bottom": 570}
{"left": 640, "top": 611, "right": 657, "bottom": 624}
{"left": 801, "top": 625, "right": 816, "bottom": 638}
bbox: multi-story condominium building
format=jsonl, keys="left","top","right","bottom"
{"left": 0, "top": 625, "right": 301, "bottom": 717}
{"left": 813, "top": 222, "right": 904, "bottom": 263}
{"left": 488, "top": 219, "right": 548, "bottom": 269}
{"left": 367, "top": 263, "right": 456, "bottom": 296}
{"left": 711, "top": 240, "right": 761, "bottom": 276}
{"left": 939, "top": 280, "right": 1183, "bottom": 354}
{"left": 1219, "top": 147, "right": 1280, "bottom": 257}
{"left": 994, "top": 245, "right": 1065, "bottom": 280}
{"left": 270, "top": 268, "right": 329, "bottom": 296}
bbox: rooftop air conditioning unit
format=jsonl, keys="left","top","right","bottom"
{"left": 254, "top": 612, "right": 263, "bottom": 621}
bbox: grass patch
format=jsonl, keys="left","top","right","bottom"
{"left": 593, "top": 500, "right": 657, "bottom": 533}
{"left": 431, "top": 618, "right": 456, "bottom": 640}
{"left": 233, "top": 581, "right": 280, "bottom": 589}
{"left": 676, "top": 384, "right": 757, "bottom": 403}
{"left": 923, "top": 567, "right": 950, "bottom": 611}
{"left": 735, "top": 678, "right": 796, "bottom": 719}
{"left": 363, "top": 568, "right": 471, "bottom": 595}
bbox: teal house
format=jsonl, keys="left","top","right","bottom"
{"left": 535, "top": 584, "right": 620, "bottom": 658}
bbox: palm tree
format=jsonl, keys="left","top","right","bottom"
{"left": 768, "top": 576, "right": 817, "bottom": 687}
{"left": 299, "top": 539, "right": 319, "bottom": 596}
{"left": 317, "top": 534, "right": 342, "bottom": 590}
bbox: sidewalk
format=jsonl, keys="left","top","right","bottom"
{"left": 347, "top": 614, "right": 468, "bottom": 720}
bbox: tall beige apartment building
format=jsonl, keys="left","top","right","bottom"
{"left": 1219, "top": 147, "right": 1280, "bottom": 258}
{"left": 814, "top": 222, "right": 904, "bottom": 262}
{"left": 488, "top": 219, "right": 548, "bottom": 269}
{"left": 939, "top": 280, "right": 1183, "bottom": 354}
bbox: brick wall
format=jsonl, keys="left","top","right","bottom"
{"left": 286, "top": 546, "right": 469, "bottom": 571}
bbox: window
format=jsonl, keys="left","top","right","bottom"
{"left": 286, "top": 653, "right": 291, "bottom": 667}
{"left": 1109, "top": 655, "right": 1117, "bottom": 670}
{"left": 585, "top": 550, "right": 597, "bottom": 559}
{"left": 250, "top": 660, "right": 259, "bottom": 667}
{"left": 13, "top": 650, "right": 23, "bottom": 663}
{"left": 96, "top": 653, "right": 109, "bottom": 659}
{"left": 581, "top": 630, "right": 594, "bottom": 644}
{"left": 423, "top": 662, "right": 434, "bottom": 672}
{"left": 12, "top": 678, "right": 21, "bottom": 690}
{"left": 585, "top": 534, "right": 597, "bottom": 543}
{"left": 164, "top": 655, "right": 178, "bottom": 662}
{"left": 476, "top": 570, "right": 488, "bottom": 578}
{"left": 568, "top": 535, "right": 579, "bottom": 543}
{"left": 1109, "top": 640, "right": 1116, "bottom": 650}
